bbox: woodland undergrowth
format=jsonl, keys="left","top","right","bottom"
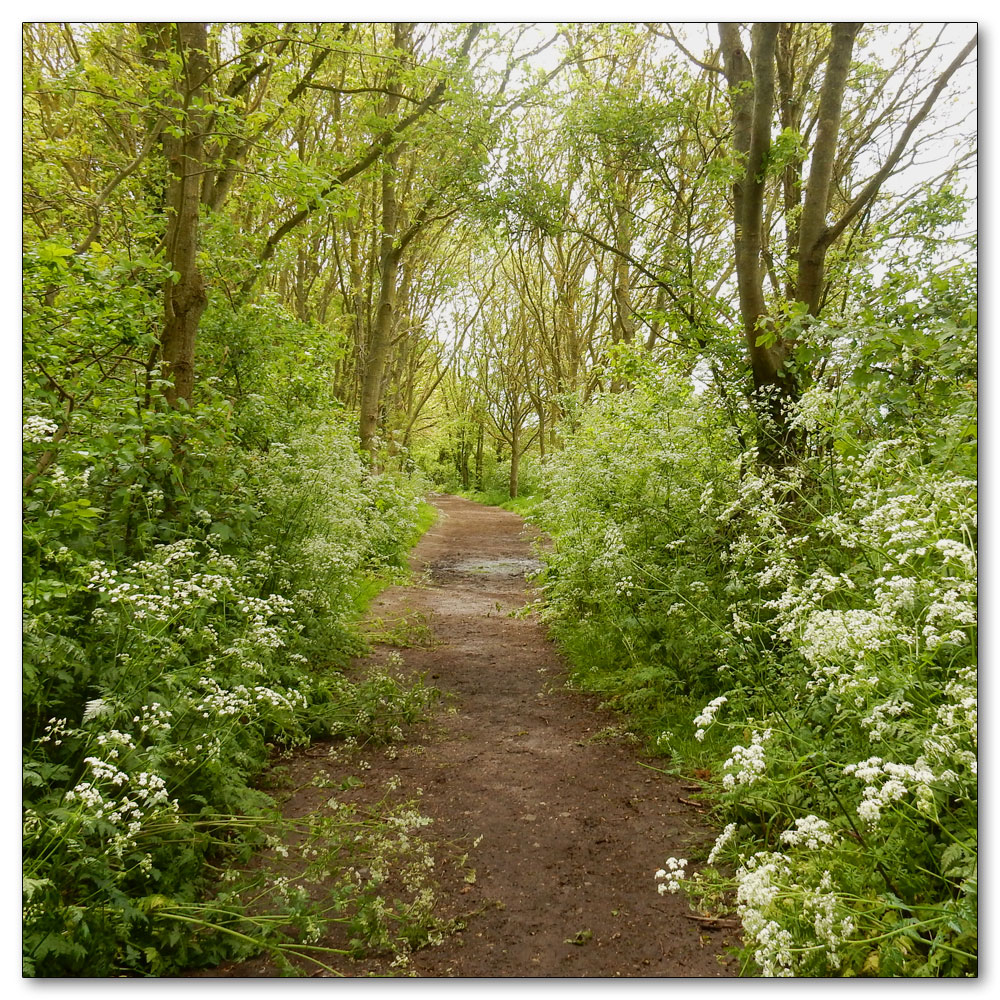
{"left": 23, "top": 382, "right": 440, "bottom": 975}
{"left": 533, "top": 289, "right": 977, "bottom": 977}
{"left": 22, "top": 18, "right": 977, "bottom": 981}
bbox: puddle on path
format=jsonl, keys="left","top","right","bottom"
{"left": 435, "top": 557, "right": 544, "bottom": 578}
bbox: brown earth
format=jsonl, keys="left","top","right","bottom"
{"left": 198, "top": 493, "right": 740, "bottom": 978}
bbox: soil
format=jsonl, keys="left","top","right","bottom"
{"left": 197, "top": 494, "right": 740, "bottom": 978}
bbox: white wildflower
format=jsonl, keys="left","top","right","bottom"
{"left": 780, "top": 815, "right": 835, "bottom": 850}
{"left": 23, "top": 415, "right": 59, "bottom": 444}
{"left": 706, "top": 822, "right": 737, "bottom": 865}
{"left": 693, "top": 695, "right": 727, "bottom": 741}
{"left": 722, "top": 729, "right": 772, "bottom": 789}
{"left": 655, "top": 856, "right": 687, "bottom": 894}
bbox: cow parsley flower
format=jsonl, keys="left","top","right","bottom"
{"left": 779, "top": 815, "right": 835, "bottom": 850}
{"left": 23, "top": 416, "right": 59, "bottom": 444}
{"left": 693, "top": 695, "right": 727, "bottom": 741}
{"left": 706, "top": 822, "right": 737, "bottom": 865}
{"left": 722, "top": 729, "right": 772, "bottom": 789}
{"left": 655, "top": 857, "right": 687, "bottom": 894}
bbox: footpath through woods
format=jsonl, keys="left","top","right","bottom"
{"left": 206, "top": 494, "right": 738, "bottom": 977}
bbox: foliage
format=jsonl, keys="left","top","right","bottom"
{"left": 536, "top": 294, "right": 977, "bottom": 977}
{"left": 536, "top": 365, "right": 740, "bottom": 706}
{"left": 22, "top": 19, "right": 977, "bottom": 980}
{"left": 23, "top": 399, "right": 434, "bottom": 974}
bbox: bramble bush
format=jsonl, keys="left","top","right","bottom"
{"left": 535, "top": 301, "right": 977, "bottom": 976}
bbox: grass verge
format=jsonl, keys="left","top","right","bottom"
{"left": 456, "top": 489, "right": 543, "bottom": 519}
{"left": 348, "top": 500, "right": 439, "bottom": 623}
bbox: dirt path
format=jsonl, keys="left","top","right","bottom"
{"left": 205, "top": 494, "right": 738, "bottom": 977}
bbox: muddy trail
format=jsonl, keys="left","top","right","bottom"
{"left": 201, "top": 494, "right": 739, "bottom": 978}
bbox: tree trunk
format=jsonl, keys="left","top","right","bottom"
{"left": 359, "top": 152, "right": 403, "bottom": 455}
{"left": 359, "top": 243, "right": 401, "bottom": 456}
{"left": 459, "top": 430, "right": 471, "bottom": 490}
{"left": 795, "top": 23, "right": 861, "bottom": 314}
{"left": 474, "top": 420, "right": 484, "bottom": 488}
{"left": 776, "top": 23, "right": 804, "bottom": 301}
{"left": 611, "top": 171, "right": 635, "bottom": 347}
{"left": 509, "top": 429, "right": 521, "bottom": 499}
{"left": 720, "top": 22, "right": 781, "bottom": 391}
{"left": 721, "top": 22, "right": 800, "bottom": 465}
{"left": 610, "top": 170, "right": 635, "bottom": 391}
{"left": 358, "top": 24, "right": 412, "bottom": 459}
{"left": 153, "top": 22, "right": 210, "bottom": 407}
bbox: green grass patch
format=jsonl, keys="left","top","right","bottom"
{"left": 409, "top": 499, "right": 439, "bottom": 544}
{"left": 347, "top": 500, "right": 439, "bottom": 624}
{"left": 548, "top": 616, "right": 709, "bottom": 766}
{"left": 457, "top": 488, "right": 544, "bottom": 519}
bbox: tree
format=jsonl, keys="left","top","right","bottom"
{"left": 139, "top": 22, "right": 211, "bottom": 407}
{"left": 471, "top": 283, "right": 540, "bottom": 498}
{"left": 715, "top": 21, "right": 976, "bottom": 461}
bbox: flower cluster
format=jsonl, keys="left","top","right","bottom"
{"left": 655, "top": 857, "right": 687, "bottom": 894}
{"left": 844, "top": 756, "right": 957, "bottom": 828}
{"left": 88, "top": 555, "right": 237, "bottom": 625}
{"left": 64, "top": 755, "right": 177, "bottom": 849}
{"left": 779, "top": 815, "right": 835, "bottom": 850}
{"left": 802, "top": 873, "right": 855, "bottom": 971}
{"left": 693, "top": 695, "right": 727, "bottom": 741}
{"left": 706, "top": 822, "right": 737, "bottom": 865}
{"left": 735, "top": 853, "right": 795, "bottom": 977}
{"left": 734, "top": 852, "right": 860, "bottom": 976}
{"left": 23, "top": 415, "right": 59, "bottom": 444}
{"left": 193, "top": 676, "right": 308, "bottom": 721}
{"left": 721, "top": 729, "right": 772, "bottom": 789}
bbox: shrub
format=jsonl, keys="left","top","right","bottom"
{"left": 538, "top": 314, "right": 977, "bottom": 976}
{"left": 23, "top": 403, "right": 432, "bottom": 975}
{"left": 535, "top": 371, "right": 740, "bottom": 706}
